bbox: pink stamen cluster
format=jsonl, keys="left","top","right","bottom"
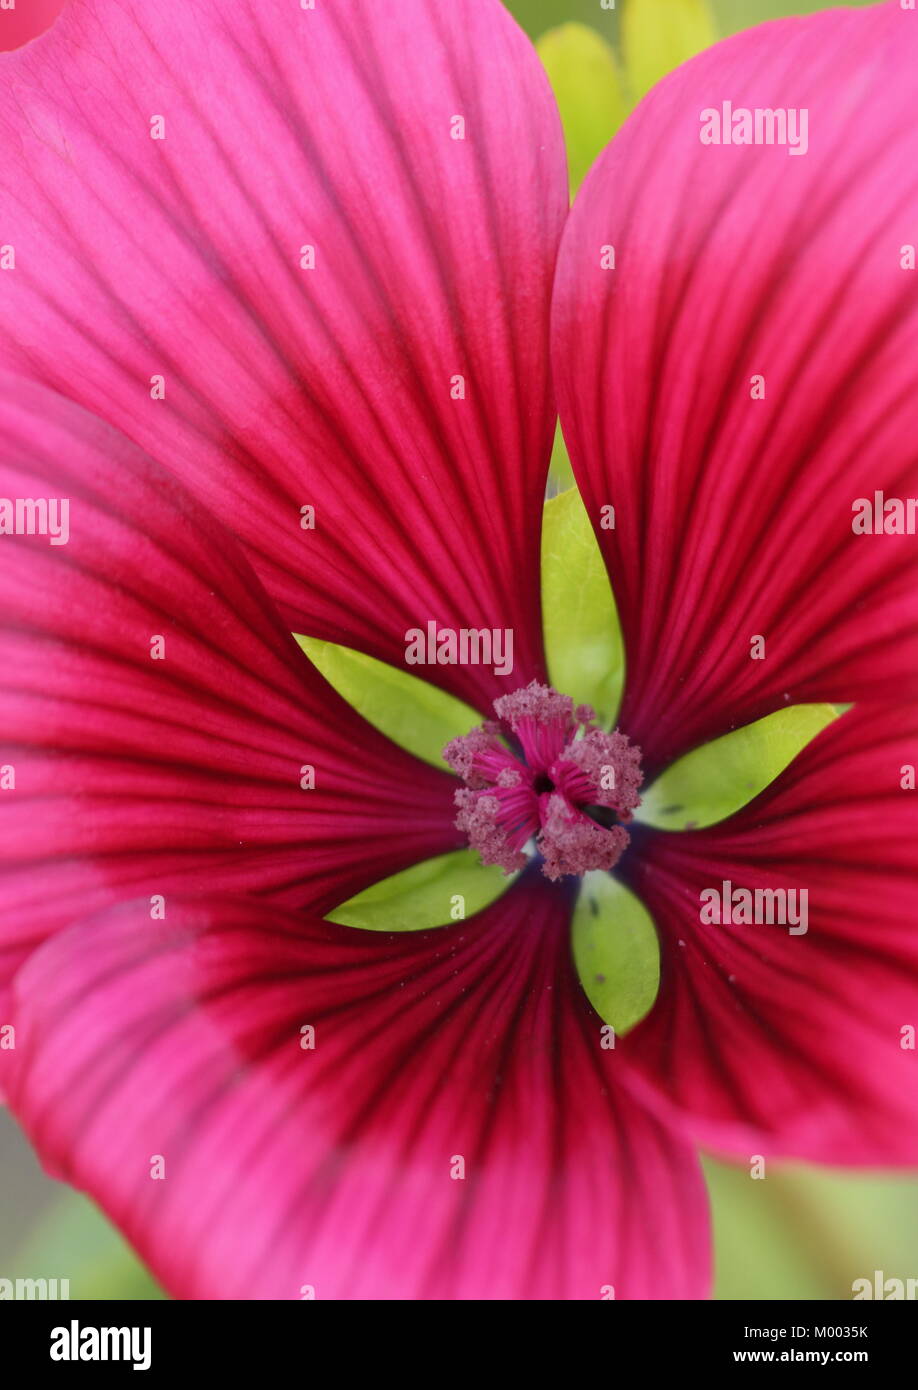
{"left": 443, "top": 681, "right": 643, "bottom": 881}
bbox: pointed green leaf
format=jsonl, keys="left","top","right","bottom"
{"left": 295, "top": 634, "right": 476, "bottom": 769}
{"left": 541, "top": 486, "right": 623, "bottom": 726}
{"left": 547, "top": 419, "right": 575, "bottom": 493}
{"left": 537, "top": 22, "right": 630, "bottom": 196}
{"left": 637, "top": 704, "right": 840, "bottom": 831}
{"left": 329, "top": 849, "right": 512, "bottom": 932}
{"left": 572, "top": 871, "right": 660, "bottom": 1033}
{"left": 621, "top": 0, "right": 718, "bottom": 100}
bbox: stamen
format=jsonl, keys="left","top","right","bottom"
{"left": 493, "top": 682, "right": 580, "bottom": 772}
{"left": 444, "top": 681, "right": 643, "bottom": 880}
{"left": 551, "top": 728, "right": 643, "bottom": 819}
{"left": 454, "top": 787, "right": 532, "bottom": 875}
{"left": 537, "top": 794, "right": 630, "bottom": 881}
{"left": 443, "top": 721, "right": 517, "bottom": 789}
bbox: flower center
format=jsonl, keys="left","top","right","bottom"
{"left": 443, "top": 680, "right": 643, "bottom": 881}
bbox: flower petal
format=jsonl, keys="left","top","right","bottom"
{"left": 0, "top": 377, "right": 458, "bottom": 991}
{"left": 0, "top": 0, "right": 568, "bottom": 711}
{"left": 553, "top": 3, "right": 918, "bottom": 768}
{"left": 3, "top": 878, "right": 710, "bottom": 1300}
{"left": 621, "top": 704, "right": 918, "bottom": 1165}
{"left": 0, "top": 0, "right": 64, "bottom": 50}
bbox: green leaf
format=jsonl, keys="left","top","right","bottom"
{"left": 329, "top": 848, "right": 512, "bottom": 932}
{"left": 541, "top": 486, "right": 623, "bottom": 726}
{"left": 621, "top": 0, "right": 718, "bottom": 100}
{"left": 638, "top": 704, "right": 840, "bottom": 831}
{"left": 572, "top": 871, "right": 660, "bottom": 1033}
{"left": 547, "top": 420, "right": 574, "bottom": 494}
{"left": 536, "top": 22, "right": 630, "bottom": 196}
{"left": 295, "top": 634, "right": 477, "bottom": 769}
{"left": 9, "top": 1192, "right": 165, "bottom": 1301}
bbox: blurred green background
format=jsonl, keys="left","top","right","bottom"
{"left": 1, "top": 0, "right": 915, "bottom": 1302}
{"left": 506, "top": 0, "right": 876, "bottom": 34}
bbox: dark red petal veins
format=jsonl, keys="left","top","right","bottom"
{"left": 0, "top": 378, "right": 459, "bottom": 995}
{"left": 2, "top": 878, "right": 710, "bottom": 1299}
{"left": 0, "top": 0, "right": 568, "bottom": 712}
{"left": 620, "top": 704, "right": 918, "bottom": 1165}
{"left": 553, "top": 4, "right": 918, "bottom": 769}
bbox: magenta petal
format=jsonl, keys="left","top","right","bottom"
{"left": 3, "top": 878, "right": 709, "bottom": 1300}
{"left": 0, "top": 0, "right": 64, "bottom": 50}
{"left": 0, "top": 0, "right": 568, "bottom": 710}
{"left": 622, "top": 705, "right": 918, "bottom": 1165}
{"left": 0, "top": 378, "right": 459, "bottom": 992}
{"left": 553, "top": 3, "right": 918, "bottom": 768}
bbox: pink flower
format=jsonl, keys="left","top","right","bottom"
{"left": 0, "top": 0, "right": 64, "bottom": 52}
{"left": 0, "top": 0, "right": 916, "bottom": 1300}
